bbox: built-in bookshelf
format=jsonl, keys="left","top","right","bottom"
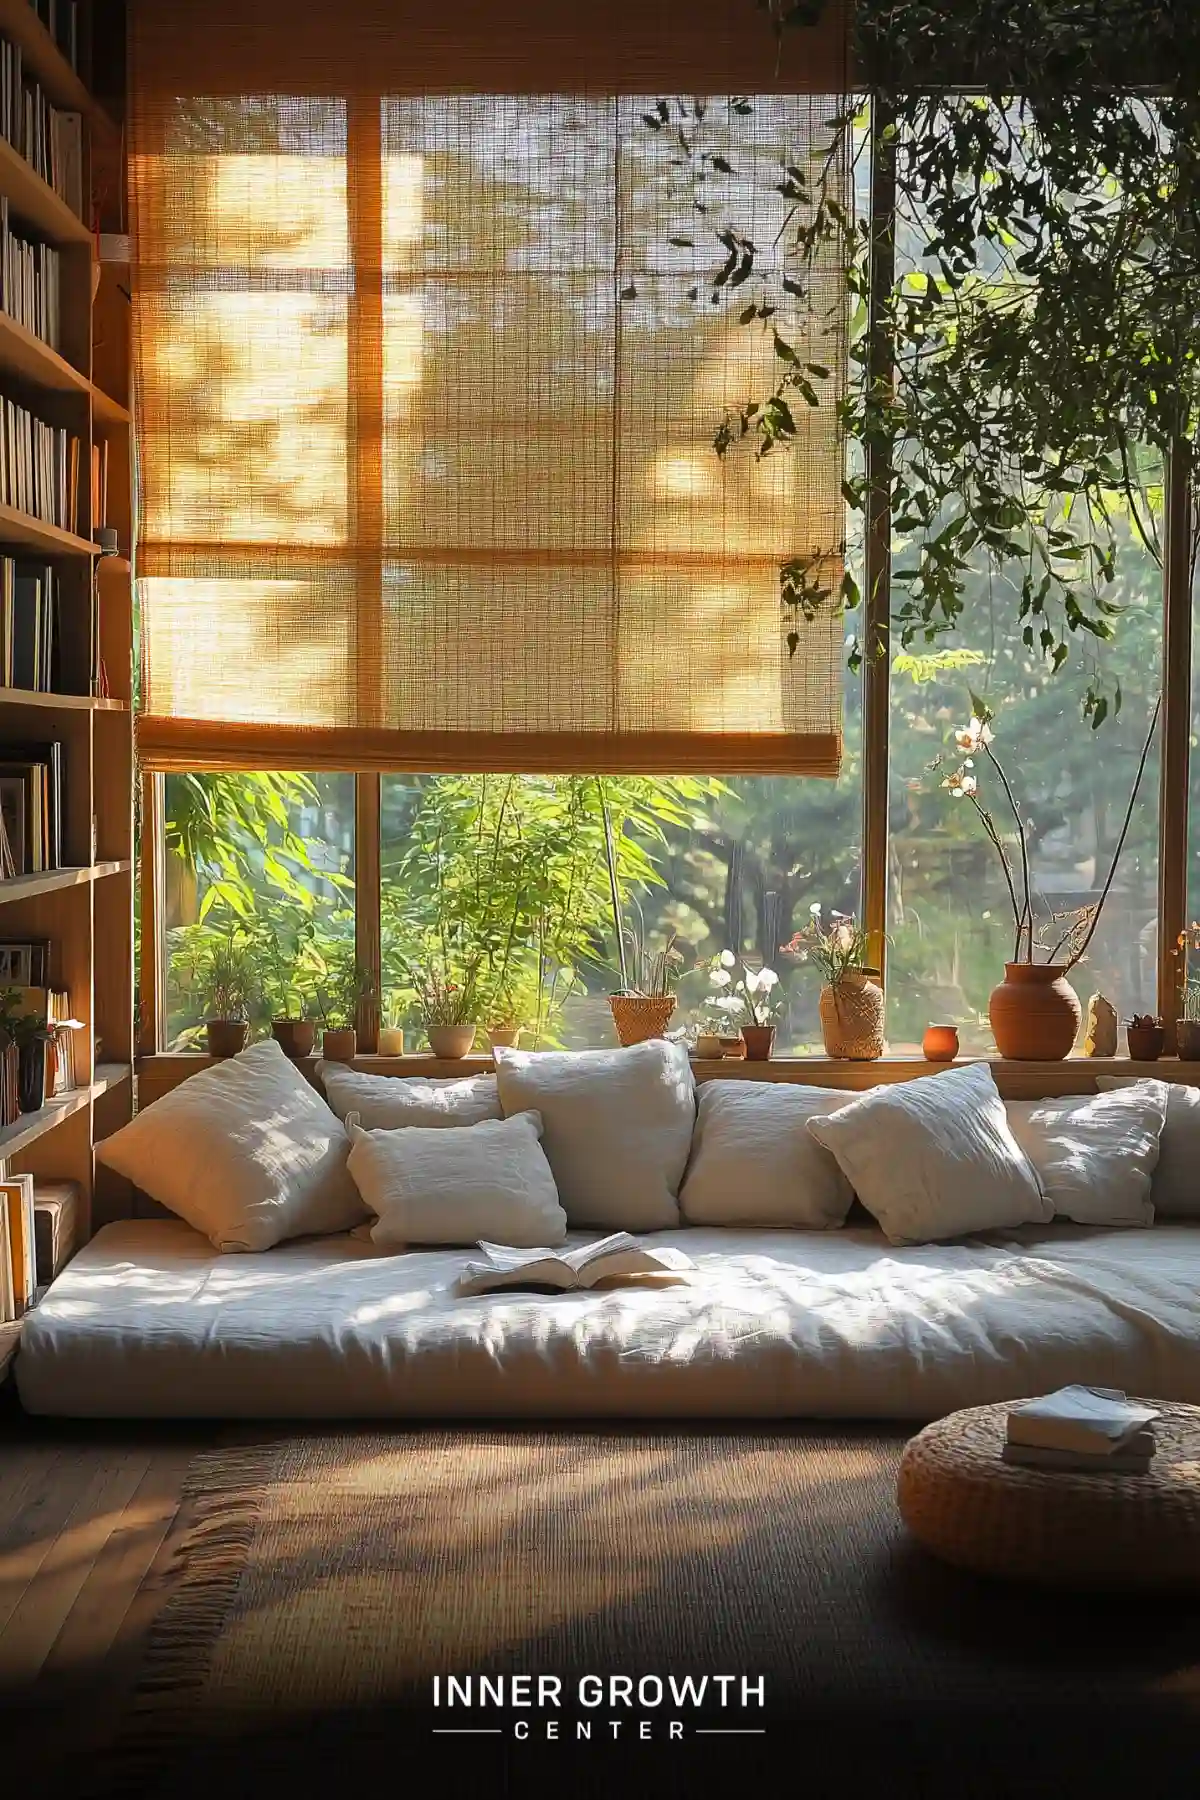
{"left": 0, "top": 0, "right": 132, "bottom": 1234}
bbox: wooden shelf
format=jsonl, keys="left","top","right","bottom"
{"left": 0, "top": 0, "right": 101, "bottom": 119}
{"left": 0, "top": 502, "right": 94, "bottom": 556}
{"left": 0, "top": 686, "right": 126, "bottom": 712}
{"left": 0, "top": 306, "right": 87, "bottom": 398}
{"left": 0, "top": 859, "right": 129, "bottom": 904}
{"left": 91, "top": 388, "right": 130, "bottom": 429}
{"left": 0, "top": 1064, "right": 132, "bottom": 1163}
{"left": 0, "top": 131, "right": 89, "bottom": 244}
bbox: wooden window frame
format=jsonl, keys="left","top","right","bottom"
{"left": 136, "top": 100, "right": 1193, "bottom": 1058}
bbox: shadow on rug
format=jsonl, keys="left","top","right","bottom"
{"left": 88, "top": 1423, "right": 1200, "bottom": 1800}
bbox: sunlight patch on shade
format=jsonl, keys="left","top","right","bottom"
{"left": 651, "top": 453, "right": 715, "bottom": 499}
{"left": 209, "top": 154, "right": 348, "bottom": 268}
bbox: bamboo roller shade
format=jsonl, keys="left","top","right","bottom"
{"left": 130, "top": 0, "right": 851, "bottom": 775}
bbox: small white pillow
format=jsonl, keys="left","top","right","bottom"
{"left": 319, "top": 1064, "right": 501, "bottom": 1130}
{"left": 806, "top": 1062, "right": 1051, "bottom": 1245}
{"left": 346, "top": 1109, "right": 567, "bottom": 1250}
{"left": 1096, "top": 1077, "right": 1200, "bottom": 1219}
{"left": 494, "top": 1040, "right": 695, "bottom": 1230}
{"left": 96, "top": 1037, "right": 364, "bottom": 1252}
{"left": 1006, "top": 1084, "right": 1168, "bottom": 1227}
{"left": 680, "top": 1081, "right": 854, "bottom": 1229}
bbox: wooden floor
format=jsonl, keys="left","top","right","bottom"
{"left": 0, "top": 1395, "right": 212, "bottom": 1777}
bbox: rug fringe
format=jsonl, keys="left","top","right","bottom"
{"left": 82, "top": 1439, "right": 286, "bottom": 1798}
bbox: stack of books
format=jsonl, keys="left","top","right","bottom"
{"left": 0, "top": 393, "right": 81, "bottom": 531}
{"left": 0, "top": 1171, "right": 36, "bottom": 1318}
{"left": 0, "top": 559, "right": 59, "bottom": 691}
{"left": 0, "top": 738, "right": 62, "bottom": 873}
{"left": 0, "top": 199, "right": 59, "bottom": 349}
{"left": 0, "top": 38, "right": 83, "bottom": 215}
{"left": 1004, "top": 1385, "right": 1159, "bottom": 1473}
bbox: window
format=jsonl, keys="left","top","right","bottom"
{"left": 161, "top": 772, "right": 355, "bottom": 1049}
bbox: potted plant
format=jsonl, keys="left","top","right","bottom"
{"left": 201, "top": 940, "right": 258, "bottom": 1058}
{"left": 609, "top": 929, "right": 684, "bottom": 1046}
{"left": 702, "top": 951, "right": 783, "bottom": 1060}
{"left": 485, "top": 984, "right": 523, "bottom": 1052}
{"left": 939, "top": 697, "right": 1159, "bottom": 1061}
{"left": 261, "top": 933, "right": 318, "bottom": 1060}
{"left": 316, "top": 961, "right": 377, "bottom": 1063}
{"left": 0, "top": 989, "right": 58, "bottom": 1112}
{"left": 1126, "top": 1014, "right": 1165, "bottom": 1062}
{"left": 1175, "top": 929, "right": 1200, "bottom": 1060}
{"left": 405, "top": 955, "right": 481, "bottom": 1060}
{"left": 782, "top": 908, "right": 882, "bottom": 1061}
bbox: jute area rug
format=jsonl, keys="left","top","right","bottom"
{"left": 96, "top": 1425, "right": 1200, "bottom": 1800}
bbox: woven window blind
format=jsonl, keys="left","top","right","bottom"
{"left": 130, "top": 0, "right": 850, "bottom": 774}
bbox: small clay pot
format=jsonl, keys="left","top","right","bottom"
{"left": 741, "top": 1025, "right": 776, "bottom": 1062}
{"left": 272, "top": 1018, "right": 316, "bottom": 1059}
{"left": 206, "top": 1019, "right": 249, "bottom": 1059}
{"left": 487, "top": 1026, "right": 521, "bottom": 1051}
{"left": 694, "top": 1033, "right": 722, "bottom": 1059}
{"left": 321, "top": 1027, "right": 357, "bottom": 1063}
{"left": 717, "top": 1035, "right": 747, "bottom": 1060}
{"left": 922, "top": 1023, "right": 959, "bottom": 1063}
{"left": 1126, "top": 1024, "right": 1165, "bottom": 1062}
{"left": 1177, "top": 1020, "right": 1200, "bottom": 1061}
{"left": 428, "top": 1024, "right": 477, "bottom": 1060}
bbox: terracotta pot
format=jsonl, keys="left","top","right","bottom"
{"left": 989, "top": 963, "right": 1082, "bottom": 1061}
{"left": 694, "top": 1033, "right": 722, "bottom": 1060}
{"left": 717, "top": 1035, "right": 747, "bottom": 1060}
{"left": 271, "top": 1018, "right": 315, "bottom": 1059}
{"left": 1126, "top": 1024, "right": 1165, "bottom": 1062}
{"left": 206, "top": 1019, "right": 248, "bottom": 1059}
{"left": 428, "top": 1024, "right": 477, "bottom": 1060}
{"left": 376, "top": 1027, "right": 406, "bottom": 1057}
{"left": 819, "top": 971, "right": 884, "bottom": 1060}
{"left": 321, "top": 1027, "right": 357, "bottom": 1063}
{"left": 740, "top": 1025, "right": 776, "bottom": 1062}
{"left": 1177, "top": 1019, "right": 1200, "bottom": 1061}
{"left": 922, "top": 1023, "right": 959, "bottom": 1063}
{"left": 487, "top": 1027, "right": 521, "bottom": 1051}
{"left": 608, "top": 994, "right": 676, "bottom": 1046}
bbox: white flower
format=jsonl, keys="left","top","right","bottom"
{"left": 713, "top": 995, "right": 743, "bottom": 1014}
{"left": 808, "top": 902, "right": 823, "bottom": 916}
{"left": 743, "top": 968, "right": 763, "bottom": 993}
{"left": 709, "top": 968, "right": 732, "bottom": 988}
{"left": 954, "top": 716, "right": 994, "bottom": 754}
{"left": 943, "top": 766, "right": 978, "bottom": 798}
{"left": 719, "top": 949, "right": 736, "bottom": 967}
{"left": 758, "top": 968, "right": 780, "bottom": 989}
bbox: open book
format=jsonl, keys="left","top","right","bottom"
{"left": 455, "top": 1233, "right": 695, "bottom": 1298}
{"left": 1007, "top": 1386, "right": 1159, "bottom": 1457}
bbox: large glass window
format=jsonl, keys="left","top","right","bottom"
{"left": 162, "top": 772, "right": 355, "bottom": 1049}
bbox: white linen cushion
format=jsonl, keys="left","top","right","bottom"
{"left": 1096, "top": 1077, "right": 1200, "bottom": 1219}
{"left": 346, "top": 1109, "right": 566, "bottom": 1249}
{"left": 320, "top": 1064, "right": 500, "bottom": 1129}
{"left": 679, "top": 1080, "right": 854, "bottom": 1229}
{"left": 806, "top": 1062, "right": 1051, "bottom": 1245}
{"left": 95, "top": 1036, "right": 363, "bottom": 1252}
{"left": 1006, "top": 1083, "right": 1168, "bottom": 1227}
{"left": 494, "top": 1040, "right": 695, "bottom": 1230}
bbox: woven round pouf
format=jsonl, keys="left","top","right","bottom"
{"left": 897, "top": 1402, "right": 1200, "bottom": 1592}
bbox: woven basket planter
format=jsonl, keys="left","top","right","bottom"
{"left": 819, "top": 971, "right": 884, "bottom": 1061}
{"left": 609, "top": 994, "right": 676, "bottom": 1046}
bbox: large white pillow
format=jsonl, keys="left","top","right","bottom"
{"left": 680, "top": 1081, "right": 854, "bottom": 1229}
{"left": 320, "top": 1064, "right": 500, "bottom": 1129}
{"left": 1096, "top": 1077, "right": 1200, "bottom": 1219}
{"left": 346, "top": 1109, "right": 566, "bottom": 1250}
{"left": 96, "top": 1037, "right": 364, "bottom": 1252}
{"left": 806, "top": 1062, "right": 1051, "bottom": 1245}
{"left": 1006, "top": 1083, "right": 1168, "bottom": 1227}
{"left": 494, "top": 1040, "right": 695, "bottom": 1230}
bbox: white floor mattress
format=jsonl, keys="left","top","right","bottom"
{"left": 16, "top": 1217, "right": 1200, "bottom": 1419}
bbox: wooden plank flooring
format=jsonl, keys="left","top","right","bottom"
{"left": 0, "top": 1401, "right": 212, "bottom": 1778}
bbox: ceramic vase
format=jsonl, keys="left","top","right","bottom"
{"left": 694, "top": 1033, "right": 722, "bottom": 1059}
{"left": 206, "top": 1019, "right": 248, "bottom": 1058}
{"left": 428, "top": 1024, "right": 477, "bottom": 1059}
{"left": 1177, "top": 1019, "right": 1200, "bottom": 1061}
{"left": 321, "top": 1027, "right": 357, "bottom": 1063}
{"left": 1126, "top": 1024, "right": 1165, "bottom": 1061}
{"left": 17, "top": 1039, "right": 47, "bottom": 1113}
{"left": 608, "top": 994, "right": 676, "bottom": 1046}
{"left": 487, "top": 1027, "right": 521, "bottom": 1051}
{"left": 271, "top": 1019, "right": 315, "bottom": 1059}
{"left": 989, "top": 963, "right": 1081, "bottom": 1061}
{"left": 740, "top": 1025, "right": 776, "bottom": 1062}
{"left": 819, "top": 971, "right": 884, "bottom": 1061}
{"left": 922, "top": 1023, "right": 959, "bottom": 1063}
